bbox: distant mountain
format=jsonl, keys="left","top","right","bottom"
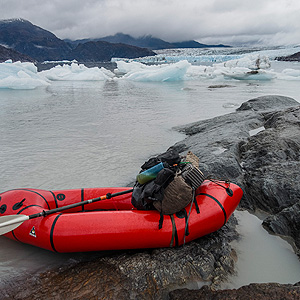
{"left": 66, "top": 41, "right": 155, "bottom": 62}
{"left": 0, "top": 18, "right": 71, "bottom": 61}
{"left": 171, "top": 40, "right": 230, "bottom": 49}
{"left": 99, "top": 33, "right": 174, "bottom": 50}
{"left": 66, "top": 33, "right": 173, "bottom": 50}
{"left": 0, "top": 44, "right": 35, "bottom": 62}
{"left": 0, "top": 19, "right": 230, "bottom": 63}
{"left": 0, "top": 19, "right": 155, "bottom": 62}
{"left": 67, "top": 33, "right": 231, "bottom": 50}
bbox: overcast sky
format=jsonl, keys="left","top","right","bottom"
{"left": 1, "top": 0, "right": 299, "bottom": 46}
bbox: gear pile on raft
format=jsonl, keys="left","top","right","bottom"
{"left": 0, "top": 149, "right": 243, "bottom": 253}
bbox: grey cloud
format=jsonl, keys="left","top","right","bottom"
{"left": 0, "top": 0, "right": 299, "bottom": 46}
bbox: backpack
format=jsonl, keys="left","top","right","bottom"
{"left": 131, "top": 149, "right": 205, "bottom": 247}
{"left": 131, "top": 148, "right": 180, "bottom": 211}
{"left": 131, "top": 149, "right": 205, "bottom": 218}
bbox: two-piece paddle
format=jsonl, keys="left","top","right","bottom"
{"left": 0, "top": 188, "right": 133, "bottom": 236}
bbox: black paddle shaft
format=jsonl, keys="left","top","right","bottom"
{"left": 28, "top": 189, "right": 134, "bottom": 220}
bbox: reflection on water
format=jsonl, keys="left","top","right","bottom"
{"left": 225, "top": 211, "right": 300, "bottom": 288}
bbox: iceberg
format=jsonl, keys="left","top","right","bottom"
{"left": 277, "top": 68, "right": 300, "bottom": 80}
{"left": 184, "top": 55, "right": 276, "bottom": 81}
{"left": 113, "top": 54, "right": 278, "bottom": 82}
{"left": 1, "top": 45, "right": 299, "bottom": 89}
{"left": 0, "top": 60, "right": 49, "bottom": 90}
{"left": 186, "top": 54, "right": 277, "bottom": 81}
{"left": 40, "top": 63, "right": 115, "bottom": 81}
{"left": 42, "top": 59, "right": 78, "bottom": 64}
{"left": 114, "top": 61, "right": 148, "bottom": 75}
{"left": 115, "top": 60, "right": 191, "bottom": 82}
{"left": 216, "top": 55, "right": 271, "bottom": 70}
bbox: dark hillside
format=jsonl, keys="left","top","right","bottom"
{"left": 0, "top": 19, "right": 156, "bottom": 62}
{"left": 0, "top": 18, "right": 71, "bottom": 61}
{"left": 0, "top": 44, "right": 35, "bottom": 62}
{"left": 67, "top": 41, "right": 155, "bottom": 62}
{"left": 276, "top": 51, "right": 300, "bottom": 62}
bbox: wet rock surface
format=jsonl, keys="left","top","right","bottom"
{"left": 173, "top": 95, "right": 300, "bottom": 254}
{"left": 3, "top": 95, "right": 300, "bottom": 299}
{"left": 3, "top": 217, "right": 239, "bottom": 300}
{"left": 169, "top": 282, "right": 300, "bottom": 300}
{"left": 263, "top": 201, "right": 300, "bottom": 254}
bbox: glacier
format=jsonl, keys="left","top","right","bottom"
{"left": 0, "top": 46, "right": 300, "bottom": 89}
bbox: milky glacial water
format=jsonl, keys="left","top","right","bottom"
{"left": 225, "top": 211, "right": 300, "bottom": 288}
{"left": 1, "top": 51, "right": 300, "bottom": 290}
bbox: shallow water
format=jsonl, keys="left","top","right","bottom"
{"left": 0, "top": 55, "right": 300, "bottom": 289}
{"left": 225, "top": 211, "right": 300, "bottom": 288}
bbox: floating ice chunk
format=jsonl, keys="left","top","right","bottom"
{"left": 216, "top": 55, "right": 271, "bottom": 70}
{"left": 222, "top": 102, "right": 239, "bottom": 108}
{"left": 277, "top": 68, "right": 300, "bottom": 80}
{"left": 249, "top": 126, "right": 265, "bottom": 136}
{"left": 282, "top": 69, "right": 300, "bottom": 77}
{"left": 40, "top": 63, "right": 114, "bottom": 81}
{"left": 221, "top": 68, "right": 276, "bottom": 81}
{"left": 184, "top": 57, "right": 276, "bottom": 81}
{"left": 42, "top": 59, "right": 78, "bottom": 64}
{"left": 114, "top": 61, "right": 147, "bottom": 75}
{"left": 119, "top": 60, "right": 191, "bottom": 82}
{"left": 0, "top": 60, "right": 49, "bottom": 89}
{"left": 184, "top": 65, "right": 217, "bottom": 80}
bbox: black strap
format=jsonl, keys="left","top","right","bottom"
{"left": 197, "top": 192, "right": 227, "bottom": 226}
{"left": 50, "top": 213, "right": 63, "bottom": 252}
{"left": 158, "top": 212, "right": 164, "bottom": 229}
{"left": 170, "top": 214, "right": 179, "bottom": 247}
{"left": 205, "top": 177, "right": 233, "bottom": 196}
{"left": 183, "top": 189, "right": 196, "bottom": 245}
{"left": 194, "top": 195, "right": 200, "bottom": 214}
{"left": 175, "top": 209, "right": 190, "bottom": 238}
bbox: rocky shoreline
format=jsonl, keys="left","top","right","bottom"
{"left": 170, "top": 282, "right": 300, "bottom": 300}
{"left": 173, "top": 95, "right": 300, "bottom": 255}
{"left": 276, "top": 51, "right": 300, "bottom": 62}
{"left": 2, "top": 95, "right": 300, "bottom": 299}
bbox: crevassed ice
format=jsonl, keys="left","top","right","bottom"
{"left": 1, "top": 47, "right": 300, "bottom": 89}
{"left": 114, "top": 56, "right": 277, "bottom": 82}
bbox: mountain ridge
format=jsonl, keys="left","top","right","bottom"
{"left": 0, "top": 18, "right": 230, "bottom": 62}
{"left": 66, "top": 32, "right": 231, "bottom": 50}
{"left": 0, "top": 18, "right": 71, "bottom": 61}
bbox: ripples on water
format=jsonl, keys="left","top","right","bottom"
{"left": 0, "top": 52, "right": 300, "bottom": 289}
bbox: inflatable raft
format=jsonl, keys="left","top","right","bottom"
{"left": 0, "top": 180, "right": 242, "bottom": 253}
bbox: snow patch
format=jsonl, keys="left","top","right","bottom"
{"left": 249, "top": 126, "right": 265, "bottom": 136}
